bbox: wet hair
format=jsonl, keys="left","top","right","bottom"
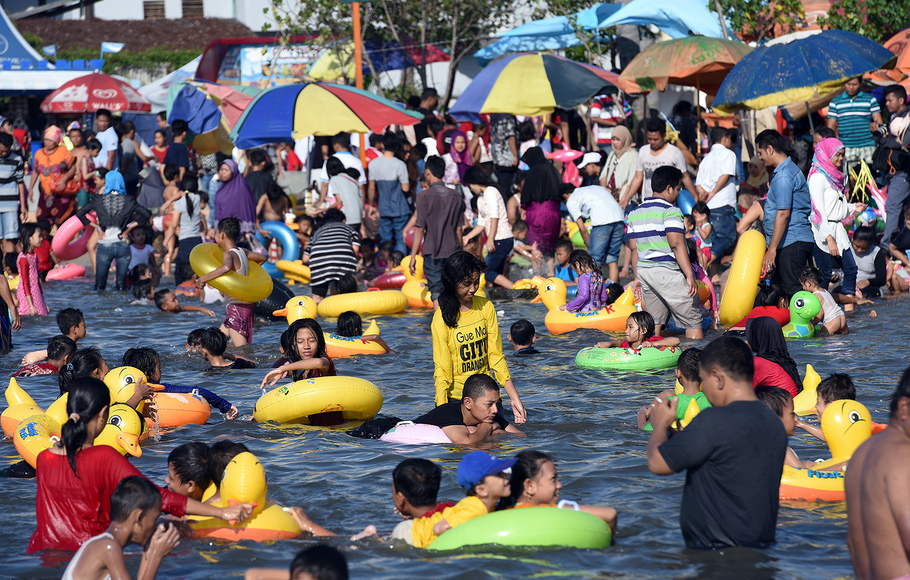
{"left": 677, "top": 348, "right": 701, "bottom": 382}
{"left": 818, "top": 373, "right": 857, "bottom": 405}
{"left": 799, "top": 265, "right": 824, "bottom": 287}
{"left": 168, "top": 442, "right": 213, "bottom": 491}
{"left": 287, "top": 318, "right": 328, "bottom": 380}
{"left": 85, "top": 138, "right": 102, "bottom": 152}
{"left": 323, "top": 208, "right": 347, "bottom": 223}
{"left": 425, "top": 155, "right": 446, "bottom": 179}
{"left": 628, "top": 311, "right": 656, "bottom": 341}
{"left": 500, "top": 450, "right": 553, "bottom": 509}
{"left": 163, "top": 164, "right": 180, "bottom": 182}
{"left": 755, "top": 282, "right": 786, "bottom": 308}
{"left": 57, "top": 307, "right": 84, "bottom": 335}
{"left": 853, "top": 225, "right": 877, "bottom": 246}
{"left": 756, "top": 129, "right": 789, "bottom": 154}
{"left": 332, "top": 132, "right": 350, "bottom": 150}
{"left": 604, "top": 283, "right": 624, "bottom": 305}
{"left": 62, "top": 377, "right": 111, "bottom": 475}
{"left": 179, "top": 174, "right": 197, "bottom": 218}
{"left": 58, "top": 347, "right": 106, "bottom": 396}
{"left": 509, "top": 319, "right": 535, "bottom": 346}
{"left": 132, "top": 279, "right": 153, "bottom": 301}
{"left": 154, "top": 288, "right": 174, "bottom": 310}
{"left": 814, "top": 126, "right": 835, "bottom": 140}
{"left": 439, "top": 251, "right": 486, "bottom": 328}
{"left": 122, "top": 347, "right": 160, "bottom": 380}
{"left": 331, "top": 273, "right": 357, "bottom": 295}
{"left": 325, "top": 156, "right": 345, "bottom": 178}
{"left": 335, "top": 311, "right": 362, "bottom": 337}
{"left": 462, "top": 373, "right": 499, "bottom": 401}
{"left": 884, "top": 85, "right": 908, "bottom": 104}
{"left": 555, "top": 238, "right": 574, "bottom": 255}
{"left": 210, "top": 440, "right": 250, "bottom": 487}
{"left": 699, "top": 336, "right": 755, "bottom": 383}
{"left": 186, "top": 328, "right": 206, "bottom": 348}
{"left": 512, "top": 219, "right": 528, "bottom": 234}
{"left": 19, "top": 222, "right": 39, "bottom": 252}
{"left": 692, "top": 201, "right": 710, "bottom": 218}
{"left": 217, "top": 217, "right": 241, "bottom": 243}
{"left": 651, "top": 165, "right": 682, "bottom": 195}
{"left": 755, "top": 386, "right": 791, "bottom": 417}
{"left": 646, "top": 117, "right": 666, "bottom": 135}
{"left": 177, "top": 263, "right": 195, "bottom": 283}
{"left": 392, "top": 458, "right": 441, "bottom": 508}
{"left": 290, "top": 545, "right": 348, "bottom": 580}
{"left": 200, "top": 327, "right": 227, "bottom": 357}
{"left": 568, "top": 249, "right": 596, "bottom": 273}
{"left": 171, "top": 119, "right": 188, "bottom": 136}
{"left": 110, "top": 475, "right": 161, "bottom": 522}
{"left": 48, "top": 335, "right": 77, "bottom": 363}
{"left": 389, "top": 250, "right": 404, "bottom": 267}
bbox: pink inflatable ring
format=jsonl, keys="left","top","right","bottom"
{"left": 52, "top": 213, "right": 96, "bottom": 261}
{"left": 45, "top": 264, "right": 86, "bottom": 281}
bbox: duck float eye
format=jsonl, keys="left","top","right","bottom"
{"left": 794, "top": 297, "right": 805, "bottom": 308}
{"left": 109, "top": 415, "right": 122, "bottom": 428}
{"left": 124, "top": 376, "right": 135, "bottom": 385}
{"left": 849, "top": 410, "right": 862, "bottom": 423}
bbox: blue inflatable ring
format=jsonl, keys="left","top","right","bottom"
{"left": 255, "top": 222, "right": 301, "bottom": 279}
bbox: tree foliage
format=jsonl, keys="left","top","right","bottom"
{"left": 715, "top": 0, "right": 805, "bottom": 43}
{"left": 818, "top": 0, "right": 908, "bottom": 44}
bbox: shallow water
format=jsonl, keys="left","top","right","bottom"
{"left": 1, "top": 277, "right": 905, "bottom": 579}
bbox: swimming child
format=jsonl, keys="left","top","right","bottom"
{"left": 389, "top": 459, "right": 446, "bottom": 546}
{"left": 131, "top": 279, "right": 155, "bottom": 305}
{"left": 60, "top": 476, "right": 180, "bottom": 580}
{"left": 165, "top": 442, "right": 213, "bottom": 501}
{"left": 57, "top": 347, "right": 112, "bottom": 396}
{"left": 500, "top": 450, "right": 618, "bottom": 533}
{"left": 194, "top": 217, "right": 267, "bottom": 346}
{"left": 561, "top": 249, "right": 609, "bottom": 312}
{"left": 245, "top": 544, "right": 350, "bottom": 580}
{"left": 261, "top": 318, "right": 335, "bottom": 388}
{"left": 197, "top": 327, "right": 257, "bottom": 371}
{"left": 552, "top": 239, "right": 578, "bottom": 286}
{"left": 799, "top": 266, "right": 848, "bottom": 334}
{"left": 595, "top": 311, "right": 680, "bottom": 349}
{"left": 409, "top": 451, "right": 515, "bottom": 548}
{"left": 334, "top": 311, "right": 392, "bottom": 353}
{"left": 755, "top": 386, "right": 820, "bottom": 469}
{"left": 128, "top": 227, "right": 159, "bottom": 285}
{"left": 14, "top": 335, "right": 75, "bottom": 377}
{"left": 21, "top": 307, "right": 86, "bottom": 365}
{"left": 508, "top": 319, "right": 539, "bottom": 355}
{"left": 511, "top": 220, "right": 542, "bottom": 268}
{"left": 16, "top": 222, "right": 48, "bottom": 316}
{"left": 796, "top": 373, "right": 857, "bottom": 443}
{"left": 207, "top": 440, "right": 249, "bottom": 504}
{"left": 728, "top": 282, "right": 789, "bottom": 330}
{"left": 155, "top": 288, "right": 216, "bottom": 317}
{"left": 122, "top": 346, "right": 240, "bottom": 417}
{"left": 637, "top": 348, "right": 711, "bottom": 432}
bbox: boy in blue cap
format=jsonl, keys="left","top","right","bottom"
{"left": 409, "top": 451, "right": 515, "bottom": 547}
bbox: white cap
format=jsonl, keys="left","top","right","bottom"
{"left": 577, "top": 151, "right": 602, "bottom": 170}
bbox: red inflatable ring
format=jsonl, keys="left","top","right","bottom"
{"left": 52, "top": 212, "right": 97, "bottom": 261}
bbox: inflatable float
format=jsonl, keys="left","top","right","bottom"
{"left": 253, "top": 376, "right": 383, "bottom": 425}
{"left": 273, "top": 295, "right": 318, "bottom": 323}
{"left": 147, "top": 391, "right": 211, "bottom": 429}
{"left": 372, "top": 271, "right": 406, "bottom": 289}
{"left": 380, "top": 422, "right": 452, "bottom": 445}
{"left": 532, "top": 277, "right": 637, "bottom": 334}
{"left": 782, "top": 291, "right": 821, "bottom": 339}
{"left": 275, "top": 260, "right": 311, "bottom": 284}
{"left": 793, "top": 364, "right": 822, "bottom": 416}
{"left": 718, "top": 230, "right": 765, "bottom": 325}
{"left": 317, "top": 289, "right": 407, "bottom": 318}
{"left": 52, "top": 212, "right": 97, "bottom": 261}
{"left": 45, "top": 264, "right": 86, "bottom": 281}
{"left": 254, "top": 278, "right": 296, "bottom": 321}
{"left": 325, "top": 319, "right": 386, "bottom": 358}
{"left": 779, "top": 399, "right": 872, "bottom": 501}
{"left": 190, "top": 243, "right": 273, "bottom": 303}
{"left": 575, "top": 345, "right": 681, "bottom": 371}
{"left": 428, "top": 506, "right": 611, "bottom": 550}
{"left": 190, "top": 452, "right": 301, "bottom": 541}
{"left": 256, "top": 221, "right": 301, "bottom": 279}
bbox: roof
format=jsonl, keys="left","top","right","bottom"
{"left": 0, "top": 8, "right": 47, "bottom": 64}
{"left": 14, "top": 17, "right": 254, "bottom": 52}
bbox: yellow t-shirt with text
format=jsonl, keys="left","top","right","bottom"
{"left": 411, "top": 496, "right": 488, "bottom": 548}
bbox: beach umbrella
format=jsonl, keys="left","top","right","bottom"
{"left": 166, "top": 81, "right": 260, "bottom": 155}
{"left": 230, "top": 82, "right": 423, "bottom": 149}
{"left": 599, "top": 0, "right": 728, "bottom": 39}
{"left": 40, "top": 72, "right": 151, "bottom": 113}
{"left": 448, "top": 53, "right": 622, "bottom": 122}
{"left": 713, "top": 29, "right": 897, "bottom": 114}
{"left": 618, "top": 36, "right": 752, "bottom": 94}
{"left": 500, "top": 3, "right": 622, "bottom": 37}
{"left": 306, "top": 39, "right": 449, "bottom": 81}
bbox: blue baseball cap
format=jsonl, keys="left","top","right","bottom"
{"left": 456, "top": 451, "right": 517, "bottom": 491}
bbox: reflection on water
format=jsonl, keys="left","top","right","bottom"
{"left": 2, "top": 278, "right": 902, "bottom": 578}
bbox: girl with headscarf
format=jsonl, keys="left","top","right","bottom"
{"left": 76, "top": 170, "right": 151, "bottom": 291}
{"left": 599, "top": 125, "right": 638, "bottom": 202}
{"left": 745, "top": 316, "right": 802, "bottom": 397}
{"left": 214, "top": 160, "right": 257, "bottom": 237}
{"left": 519, "top": 146, "right": 562, "bottom": 256}
{"left": 807, "top": 137, "right": 867, "bottom": 302}
{"left": 741, "top": 155, "right": 769, "bottom": 195}
{"left": 443, "top": 130, "right": 474, "bottom": 183}
{"left": 29, "top": 126, "right": 77, "bottom": 226}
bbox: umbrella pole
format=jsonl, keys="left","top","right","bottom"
{"left": 805, "top": 102, "right": 814, "bottom": 134}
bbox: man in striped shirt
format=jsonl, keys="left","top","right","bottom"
{"left": 826, "top": 77, "right": 883, "bottom": 169}
{"left": 0, "top": 132, "right": 25, "bottom": 256}
{"left": 627, "top": 166, "right": 703, "bottom": 339}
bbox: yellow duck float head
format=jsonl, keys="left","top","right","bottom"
{"left": 96, "top": 403, "right": 146, "bottom": 458}
{"left": 820, "top": 399, "right": 872, "bottom": 462}
{"left": 532, "top": 277, "right": 638, "bottom": 335}
{"left": 273, "top": 296, "right": 318, "bottom": 324}
{"left": 1, "top": 377, "right": 45, "bottom": 438}
{"left": 104, "top": 366, "right": 149, "bottom": 405}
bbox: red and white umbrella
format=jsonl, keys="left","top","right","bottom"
{"left": 40, "top": 72, "right": 151, "bottom": 114}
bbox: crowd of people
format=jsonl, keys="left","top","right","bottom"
{"left": 2, "top": 76, "right": 910, "bottom": 579}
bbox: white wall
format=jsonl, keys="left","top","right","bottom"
{"left": 203, "top": 0, "right": 233, "bottom": 19}
{"left": 91, "top": 0, "right": 143, "bottom": 19}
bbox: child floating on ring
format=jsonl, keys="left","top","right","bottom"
{"left": 333, "top": 311, "right": 392, "bottom": 353}
{"left": 595, "top": 311, "right": 680, "bottom": 350}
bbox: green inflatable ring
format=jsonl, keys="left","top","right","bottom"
{"left": 510, "top": 253, "right": 531, "bottom": 267}
{"left": 571, "top": 229, "right": 586, "bottom": 248}
{"left": 575, "top": 345, "right": 681, "bottom": 371}
{"left": 428, "top": 506, "right": 610, "bottom": 551}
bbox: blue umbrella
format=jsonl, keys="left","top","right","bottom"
{"left": 168, "top": 84, "right": 222, "bottom": 135}
{"left": 475, "top": 31, "right": 614, "bottom": 67}
{"left": 500, "top": 3, "right": 622, "bottom": 37}
{"left": 713, "top": 30, "right": 897, "bottom": 113}
{"left": 600, "top": 0, "right": 727, "bottom": 39}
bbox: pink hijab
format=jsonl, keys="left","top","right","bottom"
{"left": 448, "top": 130, "right": 474, "bottom": 180}
{"left": 808, "top": 137, "right": 846, "bottom": 224}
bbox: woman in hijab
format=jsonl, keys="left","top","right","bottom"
{"left": 443, "top": 130, "right": 474, "bottom": 184}
{"left": 741, "top": 155, "right": 769, "bottom": 195}
{"left": 599, "top": 125, "right": 638, "bottom": 203}
{"left": 29, "top": 125, "right": 77, "bottom": 226}
{"left": 745, "top": 316, "right": 802, "bottom": 397}
{"left": 214, "top": 159, "right": 257, "bottom": 237}
{"left": 519, "top": 146, "right": 562, "bottom": 257}
{"left": 807, "top": 137, "right": 867, "bottom": 304}
{"left": 76, "top": 170, "right": 151, "bottom": 291}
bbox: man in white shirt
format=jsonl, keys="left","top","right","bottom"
{"left": 564, "top": 157, "right": 625, "bottom": 281}
{"left": 93, "top": 108, "right": 118, "bottom": 171}
{"left": 319, "top": 132, "right": 366, "bottom": 203}
{"left": 622, "top": 118, "right": 696, "bottom": 209}
{"left": 696, "top": 128, "right": 738, "bottom": 272}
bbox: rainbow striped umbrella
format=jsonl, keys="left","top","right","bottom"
{"left": 448, "top": 53, "right": 621, "bottom": 122}
{"left": 230, "top": 82, "right": 423, "bottom": 148}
